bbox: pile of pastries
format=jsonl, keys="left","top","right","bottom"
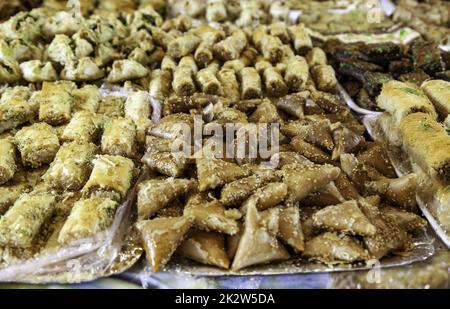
{"left": 374, "top": 79, "right": 450, "bottom": 233}
{"left": 0, "top": 1, "right": 430, "bottom": 273}
{"left": 324, "top": 39, "right": 450, "bottom": 111}
{"left": 393, "top": 0, "right": 450, "bottom": 45}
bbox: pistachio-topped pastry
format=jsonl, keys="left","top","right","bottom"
{"left": 107, "top": 59, "right": 149, "bottom": 83}
{"left": 14, "top": 123, "right": 60, "bottom": 168}
{"left": 0, "top": 136, "right": 17, "bottom": 185}
{"left": 58, "top": 197, "right": 118, "bottom": 244}
{"left": 82, "top": 155, "right": 134, "bottom": 202}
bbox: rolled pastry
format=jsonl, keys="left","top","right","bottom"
{"left": 82, "top": 154, "right": 134, "bottom": 202}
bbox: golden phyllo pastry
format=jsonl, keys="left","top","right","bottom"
{"left": 137, "top": 178, "right": 195, "bottom": 219}
{"left": 421, "top": 79, "right": 450, "bottom": 118}
{"left": 0, "top": 191, "right": 56, "bottom": 248}
{"left": 377, "top": 80, "right": 437, "bottom": 125}
{"left": 0, "top": 96, "right": 37, "bottom": 134}
{"left": 184, "top": 192, "right": 241, "bottom": 235}
{"left": 282, "top": 163, "right": 340, "bottom": 204}
{"left": 62, "top": 111, "right": 101, "bottom": 143}
{"left": 43, "top": 141, "right": 97, "bottom": 191}
{"left": 58, "top": 197, "right": 118, "bottom": 244}
{"left": 107, "top": 59, "right": 149, "bottom": 83}
{"left": 312, "top": 200, "right": 377, "bottom": 236}
{"left": 303, "top": 232, "right": 368, "bottom": 264}
{"left": 136, "top": 216, "right": 194, "bottom": 272}
{"left": 196, "top": 157, "right": 251, "bottom": 191}
{"left": 101, "top": 117, "right": 137, "bottom": 157}
{"left": 38, "top": 81, "right": 75, "bottom": 126}
{"left": 14, "top": 122, "right": 60, "bottom": 168}
{"left": 231, "top": 202, "right": 289, "bottom": 270}
{"left": 0, "top": 136, "right": 16, "bottom": 185}
{"left": 399, "top": 112, "right": 450, "bottom": 184}
{"left": 82, "top": 154, "right": 134, "bottom": 202}
{"left": 177, "top": 230, "right": 230, "bottom": 269}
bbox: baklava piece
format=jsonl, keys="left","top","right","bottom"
{"left": 0, "top": 136, "right": 17, "bottom": 185}
{"left": 282, "top": 163, "right": 340, "bottom": 204}
{"left": 0, "top": 191, "right": 56, "bottom": 248}
{"left": 312, "top": 200, "right": 377, "bottom": 236}
{"left": 62, "top": 111, "right": 101, "bottom": 143}
{"left": 0, "top": 96, "right": 37, "bottom": 134}
{"left": 38, "top": 81, "right": 75, "bottom": 126}
{"left": 72, "top": 85, "right": 101, "bottom": 113}
{"left": 177, "top": 230, "right": 230, "bottom": 269}
{"left": 19, "top": 60, "right": 58, "bottom": 82}
{"left": 231, "top": 203, "right": 289, "bottom": 271}
{"left": 303, "top": 232, "right": 368, "bottom": 264}
{"left": 101, "top": 117, "right": 137, "bottom": 157}
{"left": 137, "top": 178, "right": 195, "bottom": 219}
{"left": 184, "top": 192, "right": 241, "bottom": 235}
{"left": 277, "top": 206, "right": 305, "bottom": 253}
{"left": 14, "top": 123, "right": 60, "bottom": 168}
{"left": 136, "top": 216, "right": 193, "bottom": 272}
{"left": 43, "top": 141, "right": 97, "bottom": 191}
{"left": 196, "top": 157, "right": 252, "bottom": 191}
{"left": 377, "top": 80, "right": 437, "bottom": 125}
{"left": 421, "top": 79, "right": 450, "bottom": 118}
{"left": 399, "top": 112, "right": 450, "bottom": 184}
{"left": 107, "top": 59, "right": 149, "bottom": 83}
{"left": 82, "top": 154, "right": 135, "bottom": 202}
{"left": 284, "top": 56, "right": 309, "bottom": 92}
{"left": 58, "top": 197, "right": 118, "bottom": 244}
{"left": 220, "top": 173, "right": 278, "bottom": 207}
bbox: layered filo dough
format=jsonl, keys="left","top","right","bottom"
{"left": 14, "top": 123, "right": 60, "bottom": 168}
{"left": 377, "top": 80, "right": 437, "bottom": 125}
{"left": 43, "top": 142, "right": 97, "bottom": 190}
{"left": 38, "top": 81, "right": 75, "bottom": 126}
{"left": 58, "top": 197, "right": 118, "bottom": 244}
{"left": 101, "top": 117, "right": 137, "bottom": 157}
{"left": 82, "top": 154, "right": 134, "bottom": 202}
{"left": 62, "top": 111, "right": 101, "bottom": 143}
{"left": 0, "top": 136, "right": 17, "bottom": 185}
{"left": 0, "top": 13, "right": 432, "bottom": 273}
{"left": 0, "top": 96, "right": 37, "bottom": 134}
{"left": 421, "top": 79, "right": 450, "bottom": 118}
{"left": 0, "top": 191, "right": 56, "bottom": 248}
{"left": 399, "top": 112, "right": 450, "bottom": 184}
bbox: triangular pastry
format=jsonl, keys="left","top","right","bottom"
{"left": 282, "top": 163, "right": 340, "bottom": 204}
{"left": 177, "top": 230, "right": 230, "bottom": 269}
{"left": 312, "top": 200, "right": 377, "bottom": 236}
{"left": 136, "top": 216, "right": 193, "bottom": 272}
{"left": 184, "top": 192, "right": 241, "bottom": 235}
{"left": 231, "top": 202, "right": 290, "bottom": 271}
{"left": 196, "top": 157, "right": 251, "bottom": 191}
{"left": 137, "top": 178, "right": 195, "bottom": 219}
{"left": 303, "top": 232, "right": 368, "bottom": 264}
